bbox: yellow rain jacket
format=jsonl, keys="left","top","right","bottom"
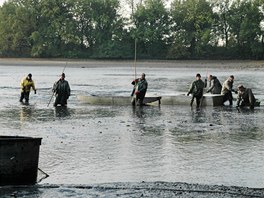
{"left": 20, "top": 77, "right": 36, "bottom": 93}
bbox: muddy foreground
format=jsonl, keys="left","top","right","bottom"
{"left": 1, "top": 182, "right": 264, "bottom": 197}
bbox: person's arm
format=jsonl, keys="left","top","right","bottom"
{"left": 236, "top": 93, "right": 242, "bottom": 107}
{"left": 52, "top": 81, "right": 59, "bottom": 93}
{"left": 131, "top": 78, "right": 139, "bottom": 85}
{"left": 187, "top": 82, "right": 194, "bottom": 95}
{"left": 67, "top": 82, "right": 71, "bottom": 97}
{"left": 32, "top": 80, "right": 37, "bottom": 94}
{"left": 207, "top": 80, "right": 215, "bottom": 93}
{"left": 20, "top": 79, "right": 25, "bottom": 92}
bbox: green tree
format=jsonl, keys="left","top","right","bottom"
{"left": 30, "top": 0, "right": 78, "bottom": 57}
{"left": 170, "top": 0, "right": 215, "bottom": 58}
{"left": 131, "top": 0, "right": 170, "bottom": 58}
{"left": 0, "top": 0, "right": 38, "bottom": 56}
{"left": 89, "top": 0, "right": 127, "bottom": 58}
{"left": 227, "top": 0, "right": 264, "bottom": 59}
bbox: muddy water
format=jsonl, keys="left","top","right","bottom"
{"left": 0, "top": 62, "right": 264, "bottom": 190}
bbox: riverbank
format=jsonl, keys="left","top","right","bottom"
{"left": 0, "top": 58, "right": 264, "bottom": 69}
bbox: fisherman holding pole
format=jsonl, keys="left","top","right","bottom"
{"left": 52, "top": 73, "right": 71, "bottom": 107}
{"left": 131, "top": 73, "right": 148, "bottom": 106}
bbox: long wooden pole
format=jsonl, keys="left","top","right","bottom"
{"left": 133, "top": 39, "right": 137, "bottom": 79}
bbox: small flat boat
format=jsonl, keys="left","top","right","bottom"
{"left": 77, "top": 95, "right": 162, "bottom": 106}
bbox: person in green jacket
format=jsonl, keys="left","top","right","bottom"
{"left": 236, "top": 85, "right": 256, "bottom": 109}
{"left": 131, "top": 73, "right": 148, "bottom": 106}
{"left": 187, "top": 73, "right": 205, "bottom": 108}
{"left": 53, "top": 73, "right": 71, "bottom": 107}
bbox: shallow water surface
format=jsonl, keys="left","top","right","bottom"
{"left": 0, "top": 63, "right": 264, "bottom": 189}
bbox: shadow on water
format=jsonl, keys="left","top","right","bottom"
{"left": 54, "top": 106, "right": 71, "bottom": 118}
{"left": 131, "top": 105, "right": 165, "bottom": 136}
{"left": 0, "top": 105, "right": 75, "bottom": 130}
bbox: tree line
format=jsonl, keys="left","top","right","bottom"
{"left": 0, "top": 0, "right": 263, "bottom": 60}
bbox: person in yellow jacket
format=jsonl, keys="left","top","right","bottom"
{"left": 20, "top": 73, "right": 36, "bottom": 103}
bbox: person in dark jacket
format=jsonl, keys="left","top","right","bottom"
{"left": 236, "top": 85, "right": 256, "bottom": 109}
{"left": 53, "top": 73, "right": 71, "bottom": 107}
{"left": 187, "top": 73, "right": 205, "bottom": 108}
{"left": 131, "top": 73, "right": 148, "bottom": 106}
{"left": 206, "top": 75, "right": 222, "bottom": 94}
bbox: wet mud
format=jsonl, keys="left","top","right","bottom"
{"left": 1, "top": 182, "right": 264, "bottom": 197}
{"left": 0, "top": 59, "right": 264, "bottom": 196}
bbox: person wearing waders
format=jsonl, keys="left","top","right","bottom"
{"left": 187, "top": 73, "right": 205, "bottom": 108}
{"left": 53, "top": 73, "right": 71, "bottom": 107}
{"left": 206, "top": 75, "right": 222, "bottom": 94}
{"left": 221, "top": 75, "right": 236, "bottom": 106}
{"left": 19, "top": 73, "right": 37, "bottom": 104}
{"left": 236, "top": 85, "right": 256, "bottom": 109}
{"left": 131, "top": 73, "right": 148, "bottom": 106}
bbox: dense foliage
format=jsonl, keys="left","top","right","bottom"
{"left": 0, "top": 0, "right": 263, "bottom": 59}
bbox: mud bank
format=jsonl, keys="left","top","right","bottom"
{"left": 1, "top": 182, "right": 264, "bottom": 198}
{"left": 0, "top": 58, "right": 264, "bottom": 69}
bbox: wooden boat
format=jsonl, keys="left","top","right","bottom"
{"left": 0, "top": 136, "right": 42, "bottom": 185}
{"left": 78, "top": 93, "right": 261, "bottom": 107}
{"left": 161, "top": 93, "right": 223, "bottom": 106}
{"left": 77, "top": 95, "right": 161, "bottom": 106}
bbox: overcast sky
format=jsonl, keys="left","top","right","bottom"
{"left": 0, "top": 0, "right": 5, "bottom": 5}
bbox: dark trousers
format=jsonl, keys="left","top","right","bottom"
{"left": 20, "top": 91, "right": 30, "bottom": 103}
{"left": 54, "top": 94, "right": 68, "bottom": 107}
{"left": 223, "top": 91, "right": 233, "bottom": 105}
{"left": 134, "top": 92, "right": 146, "bottom": 106}
{"left": 191, "top": 93, "right": 203, "bottom": 107}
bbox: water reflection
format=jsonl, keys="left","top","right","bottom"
{"left": 20, "top": 106, "right": 34, "bottom": 122}
{"left": 132, "top": 106, "right": 145, "bottom": 118}
{"left": 54, "top": 106, "right": 71, "bottom": 118}
{"left": 191, "top": 108, "right": 206, "bottom": 123}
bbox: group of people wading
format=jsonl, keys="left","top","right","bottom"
{"left": 20, "top": 71, "right": 255, "bottom": 109}
{"left": 187, "top": 73, "right": 256, "bottom": 109}
{"left": 20, "top": 73, "right": 71, "bottom": 107}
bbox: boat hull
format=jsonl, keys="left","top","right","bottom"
{"left": 77, "top": 95, "right": 161, "bottom": 106}
{"left": 0, "top": 136, "right": 42, "bottom": 185}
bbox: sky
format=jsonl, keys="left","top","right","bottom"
{"left": 0, "top": 0, "right": 5, "bottom": 5}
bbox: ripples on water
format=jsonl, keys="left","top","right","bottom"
{"left": 0, "top": 64, "right": 264, "bottom": 189}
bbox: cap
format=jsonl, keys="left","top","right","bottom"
{"left": 238, "top": 84, "right": 244, "bottom": 89}
{"left": 28, "top": 73, "right": 32, "bottom": 77}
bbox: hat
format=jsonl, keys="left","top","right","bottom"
{"left": 196, "top": 73, "right": 201, "bottom": 77}
{"left": 28, "top": 73, "right": 32, "bottom": 77}
{"left": 238, "top": 84, "right": 244, "bottom": 89}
